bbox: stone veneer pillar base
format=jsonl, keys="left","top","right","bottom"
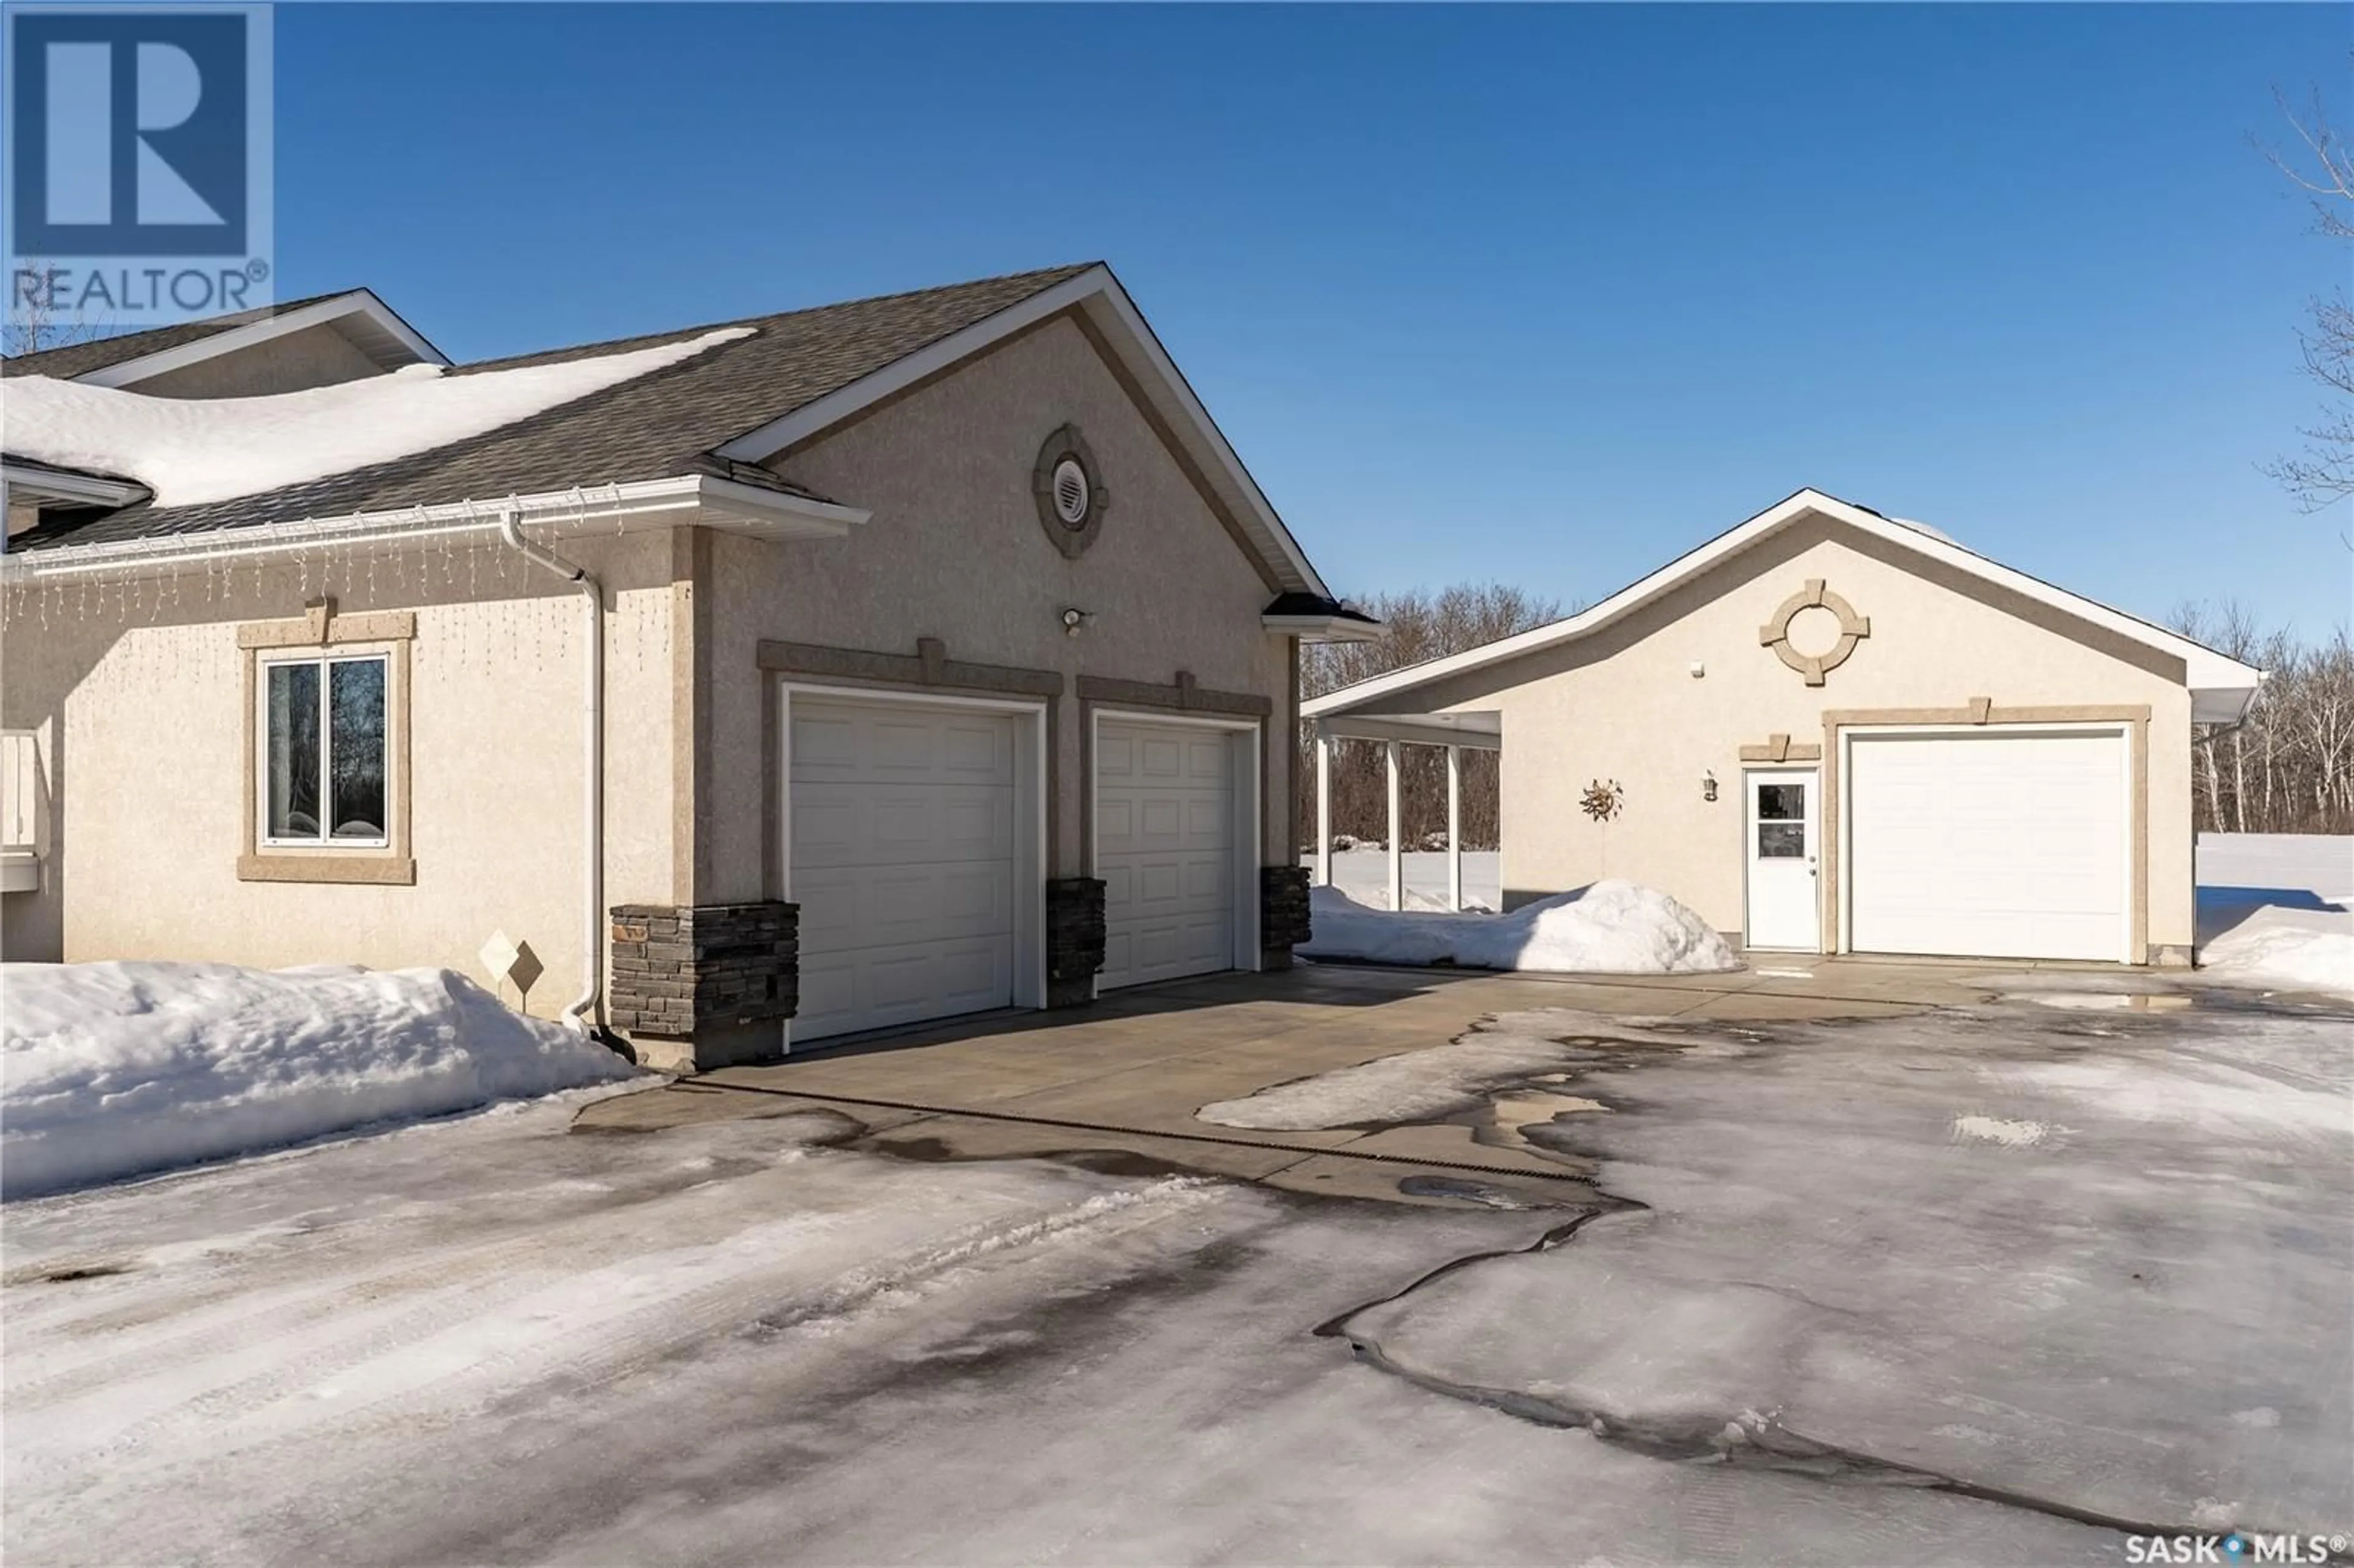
{"left": 609, "top": 901, "right": 798, "bottom": 1073}
{"left": 1261, "top": 865, "right": 1312, "bottom": 970}
{"left": 1046, "top": 877, "right": 1107, "bottom": 1008}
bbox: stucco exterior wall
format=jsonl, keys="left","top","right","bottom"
{"left": 0, "top": 530, "right": 682, "bottom": 1014}
{"left": 699, "top": 312, "right": 1295, "bottom": 902}
{"left": 1357, "top": 517, "right": 2196, "bottom": 954}
{"left": 127, "top": 322, "right": 389, "bottom": 399}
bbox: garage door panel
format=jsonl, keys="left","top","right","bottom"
{"left": 1097, "top": 718, "right": 1236, "bottom": 990}
{"left": 790, "top": 699, "right": 1021, "bottom": 1040}
{"left": 1848, "top": 730, "right": 2127, "bottom": 962}
{"left": 791, "top": 783, "right": 1013, "bottom": 870}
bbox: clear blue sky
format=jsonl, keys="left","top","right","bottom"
{"left": 273, "top": 4, "right": 2352, "bottom": 638}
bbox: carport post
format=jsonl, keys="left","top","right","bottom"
{"left": 1385, "top": 740, "right": 1404, "bottom": 912}
{"left": 1446, "top": 745, "right": 1463, "bottom": 912}
{"left": 1314, "top": 721, "right": 1333, "bottom": 886}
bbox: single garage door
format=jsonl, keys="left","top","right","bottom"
{"left": 790, "top": 698, "right": 1018, "bottom": 1040}
{"left": 1097, "top": 719, "right": 1235, "bottom": 989}
{"left": 1846, "top": 728, "right": 2130, "bottom": 962}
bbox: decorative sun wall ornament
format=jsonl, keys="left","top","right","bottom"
{"left": 1759, "top": 578, "right": 1871, "bottom": 686}
{"left": 1579, "top": 778, "right": 1625, "bottom": 822}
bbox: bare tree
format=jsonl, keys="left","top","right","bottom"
{"left": 2261, "top": 78, "right": 2354, "bottom": 514}
{"left": 1298, "top": 582, "right": 1564, "bottom": 850}
{"left": 2173, "top": 602, "right": 2354, "bottom": 834}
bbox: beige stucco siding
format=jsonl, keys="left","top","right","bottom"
{"left": 0, "top": 531, "right": 682, "bottom": 1013}
{"left": 701, "top": 312, "right": 1294, "bottom": 900}
{"left": 127, "top": 321, "right": 389, "bottom": 399}
{"left": 1361, "top": 517, "right": 2194, "bottom": 952}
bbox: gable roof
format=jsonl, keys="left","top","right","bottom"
{"left": 2, "top": 264, "right": 1333, "bottom": 598}
{"left": 1303, "top": 489, "right": 2265, "bottom": 725}
{"left": 1, "top": 289, "right": 432, "bottom": 383}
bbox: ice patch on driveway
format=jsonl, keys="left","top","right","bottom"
{"left": 1336, "top": 1005, "right": 2353, "bottom": 1532}
{"left": 1950, "top": 1114, "right": 2049, "bottom": 1147}
{"left": 1200, "top": 1031, "right": 1582, "bottom": 1130}
{"left": 1199, "top": 1012, "right": 1687, "bottom": 1132}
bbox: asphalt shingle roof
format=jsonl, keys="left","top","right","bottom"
{"left": 9, "top": 263, "right": 1097, "bottom": 554}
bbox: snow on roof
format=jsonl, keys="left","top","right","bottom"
{"left": 2, "top": 327, "right": 752, "bottom": 509}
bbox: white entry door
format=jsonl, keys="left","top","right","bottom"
{"left": 1745, "top": 767, "right": 1821, "bottom": 951}
{"left": 789, "top": 698, "right": 1019, "bottom": 1040}
{"left": 1097, "top": 719, "right": 1235, "bottom": 989}
{"left": 1846, "top": 728, "right": 2129, "bottom": 962}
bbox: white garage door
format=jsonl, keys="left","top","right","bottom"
{"left": 1846, "top": 728, "right": 2130, "bottom": 962}
{"left": 790, "top": 699, "right": 1018, "bottom": 1040}
{"left": 1097, "top": 720, "right": 1235, "bottom": 989}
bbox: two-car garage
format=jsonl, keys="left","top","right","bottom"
{"left": 786, "top": 693, "right": 1257, "bottom": 1043}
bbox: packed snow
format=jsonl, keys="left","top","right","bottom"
{"left": 1301, "top": 880, "right": 1742, "bottom": 975}
{"left": 1, "top": 1073, "right": 2125, "bottom": 1566}
{"left": 1, "top": 961, "right": 638, "bottom": 1198}
{"left": 2194, "top": 832, "right": 2353, "bottom": 997}
{"left": 4, "top": 327, "right": 750, "bottom": 508}
{"left": 1200, "top": 1015, "right": 1678, "bottom": 1131}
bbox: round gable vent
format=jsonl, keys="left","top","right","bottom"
{"left": 1032, "top": 425, "right": 1107, "bottom": 558}
{"left": 1051, "top": 457, "right": 1091, "bottom": 528}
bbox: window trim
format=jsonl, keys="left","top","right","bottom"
{"left": 238, "top": 598, "right": 415, "bottom": 885}
{"left": 257, "top": 649, "right": 393, "bottom": 850}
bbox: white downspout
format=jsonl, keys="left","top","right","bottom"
{"left": 498, "top": 508, "right": 603, "bottom": 1035}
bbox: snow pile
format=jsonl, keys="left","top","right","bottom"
{"left": 2196, "top": 905, "right": 2354, "bottom": 997}
{"left": 2, "top": 961, "right": 638, "bottom": 1198}
{"left": 2194, "top": 832, "right": 2353, "bottom": 997}
{"left": 1300, "top": 881, "right": 1741, "bottom": 975}
{"left": 4, "top": 327, "right": 750, "bottom": 508}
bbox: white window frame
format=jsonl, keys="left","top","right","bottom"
{"left": 256, "top": 649, "right": 394, "bottom": 850}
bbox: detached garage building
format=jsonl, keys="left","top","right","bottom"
{"left": 1303, "top": 490, "right": 2261, "bottom": 966}
{"left": 3, "top": 264, "right": 1372, "bottom": 1068}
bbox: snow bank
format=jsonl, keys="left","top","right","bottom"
{"left": 2, "top": 961, "right": 638, "bottom": 1198}
{"left": 2196, "top": 906, "right": 2354, "bottom": 997}
{"left": 1300, "top": 881, "right": 1741, "bottom": 975}
{"left": 2193, "top": 832, "right": 2353, "bottom": 997}
{"left": 5, "top": 328, "right": 750, "bottom": 508}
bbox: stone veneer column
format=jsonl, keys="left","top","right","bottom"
{"left": 1046, "top": 877, "right": 1107, "bottom": 1008}
{"left": 608, "top": 901, "right": 798, "bottom": 1072}
{"left": 1260, "top": 866, "right": 1312, "bottom": 971}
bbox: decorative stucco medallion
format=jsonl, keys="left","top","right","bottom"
{"left": 1759, "top": 578, "right": 1870, "bottom": 686}
{"left": 1033, "top": 424, "right": 1108, "bottom": 558}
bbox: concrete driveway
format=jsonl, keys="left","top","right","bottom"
{"left": 577, "top": 956, "right": 2354, "bottom": 1548}
{"left": 581, "top": 956, "right": 2098, "bottom": 1201}
{"left": 11, "top": 959, "right": 2342, "bottom": 1565}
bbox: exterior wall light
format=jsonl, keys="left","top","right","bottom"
{"left": 1061, "top": 606, "right": 1094, "bottom": 637}
{"left": 1703, "top": 770, "right": 1718, "bottom": 802}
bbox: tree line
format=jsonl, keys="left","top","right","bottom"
{"left": 2172, "top": 603, "right": 2354, "bottom": 835}
{"left": 1297, "top": 583, "right": 1561, "bottom": 851}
